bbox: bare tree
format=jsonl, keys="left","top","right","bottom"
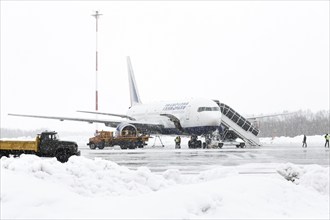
{"left": 258, "top": 110, "right": 330, "bottom": 137}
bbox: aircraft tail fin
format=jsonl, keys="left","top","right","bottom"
{"left": 127, "top": 56, "right": 142, "bottom": 107}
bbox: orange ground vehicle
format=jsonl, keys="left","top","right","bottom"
{"left": 87, "top": 130, "right": 149, "bottom": 150}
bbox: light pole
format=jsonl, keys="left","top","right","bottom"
{"left": 92, "top": 10, "right": 102, "bottom": 112}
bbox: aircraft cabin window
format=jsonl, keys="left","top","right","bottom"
{"left": 197, "top": 107, "right": 220, "bottom": 112}
{"left": 197, "top": 107, "right": 205, "bottom": 112}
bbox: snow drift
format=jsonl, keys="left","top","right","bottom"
{"left": 1, "top": 155, "right": 329, "bottom": 219}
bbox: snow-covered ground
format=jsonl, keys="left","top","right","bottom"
{"left": 261, "top": 135, "right": 328, "bottom": 147}
{"left": 1, "top": 134, "right": 329, "bottom": 219}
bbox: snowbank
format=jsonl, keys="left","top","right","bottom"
{"left": 277, "top": 163, "right": 329, "bottom": 195}
{"left": 1, "top": 155, "right": 329, "bottom": 219}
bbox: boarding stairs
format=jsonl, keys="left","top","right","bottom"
{"left": 214, "top": 101, "right": 260, "bottom": 146}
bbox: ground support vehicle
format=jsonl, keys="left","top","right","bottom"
{"left": 0, "top": 131, "right": 80, "bottom": 162}
{"left": 205, "top": 140, "right": 245, "bottom": 149}
{"left": 203, "top": 135, "right": 245, "bottom": 149}
{"left": 201, "top": 129, "right": 247, "bottom": 149}
{"left": 87, "top": 130, "right": 149, "bottom": 150}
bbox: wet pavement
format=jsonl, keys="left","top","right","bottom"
{"left": 80, "top": 144, "right": 330, "bottom": 174}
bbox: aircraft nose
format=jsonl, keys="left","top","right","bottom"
{"left": 201, "top": 111, "right": 222, "bottom": 126}
{"left": 215, "top": 111, "right": 222, "bottom": 125}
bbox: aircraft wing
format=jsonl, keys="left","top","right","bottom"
{"left": 246, "top": 112, "right": 294, "bottom": 120}
{"left": 76, "top": 110, "right": 136, "bottom": 121}
{"left": 8, "top": 113, "right": 164, "bottom": 133}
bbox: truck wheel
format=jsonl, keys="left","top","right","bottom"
{"left": 203, "top": 142, "right": 207, "bottom": 149}
{"left": 128, "top": 143, "right": 136, "bottom": 149}
{"left": 239, "top": 143, "right": 245, "bottom": 148}
{"left": 218, "top": 143, "right": 223, "bottom": 148}
{"left": 188, "top": 141, "right": 192, "bottom": 149}
{"left": 56, "top": 149, "right": 69, "bottom": 163}
{"left": 197, "top": 140, "right": 202, "bottom": 148}
{"left": 0, "top": 152, "right": 9, "bottom": 158}
{"left": 89, "top": 143, "right": 96, "bottom": 150}
{"left": 120, "top": 144, "right": 127, "bottom": 150}
{"left": 98, "top": 142, "right": 105, "bottom": 150}
{"left": 137, "top": 141, "right": 144, "bottom": 148}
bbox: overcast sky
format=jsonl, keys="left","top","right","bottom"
{"left": 1, "top": 1, "right": 329, "bottom": 132}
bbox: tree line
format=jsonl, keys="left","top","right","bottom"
{"left": 257, "top": 110, "right": 329, "bottom": 137}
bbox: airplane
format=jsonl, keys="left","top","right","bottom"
{"left": 9, "top": 57, "right": 224, "bottom": 148}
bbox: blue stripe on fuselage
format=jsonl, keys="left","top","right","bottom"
{"left": 160, "top": 126, "right": 220, "bottom": 136}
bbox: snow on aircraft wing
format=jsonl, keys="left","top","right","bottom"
{"left": 8, "top": 113, "right": 164, "bottom": 133}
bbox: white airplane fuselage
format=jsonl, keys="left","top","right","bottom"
{"left": 127, "top": 97, "right": 222, "bottom": 135}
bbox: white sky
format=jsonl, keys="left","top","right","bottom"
{"left": 1, "top": 1, "right": 329, "bottom": 131}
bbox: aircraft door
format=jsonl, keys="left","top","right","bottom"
{"left": 185, "top": 105, "right": 191, "bottom": 121}
{"left": 185, "top": 105, "right": 199, "bottom": 127}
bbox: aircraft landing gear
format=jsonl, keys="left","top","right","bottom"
{"left": 203, "top": 135, "right": 212, "bottom": 149}
{"left": 188, "top": 135, "right": 202, "bottom": 149}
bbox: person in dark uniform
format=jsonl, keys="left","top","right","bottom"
{"left": 325, "top": 134, "right": 330, "bottom": 148}
{"left": 302, "top": 135, "right": 307, "bottom": 148}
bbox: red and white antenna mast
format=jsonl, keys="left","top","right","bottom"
{"left": 92, "top": 10, "right": 102, "bottom": 112}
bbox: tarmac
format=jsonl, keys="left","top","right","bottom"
{"left": 81, "top": 144, "right": 330, "bottom": 174}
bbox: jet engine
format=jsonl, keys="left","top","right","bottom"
{"left": 115, "top": 122, "right": 138, "bottom": 137}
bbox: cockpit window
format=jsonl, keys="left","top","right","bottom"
{"left": 43, "top": 133, "right": 59, "bottom": 140}
{"left": 197, "top": 107, "right": 220, "bottom": 112}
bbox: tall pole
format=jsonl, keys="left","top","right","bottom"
{"left": 92, "top": 11, "right": 102, "bottom": 112}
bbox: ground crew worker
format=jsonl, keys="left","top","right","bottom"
{"left": 325, "top": 134, "right": 330, "bottom": 148}
{"left": 174, "top": 136, "right": 181, "bottom": 149}
{"left": 302, "top": 135, "right": 307, "bottom": 148}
